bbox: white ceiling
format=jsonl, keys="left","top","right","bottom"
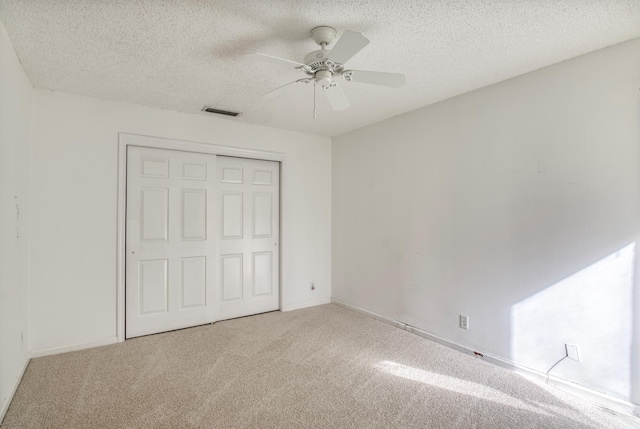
{"left": 1, "top": 1, "right": 639, "bottom": 137}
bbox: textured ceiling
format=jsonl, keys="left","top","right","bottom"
{"left": 1, "top": 1, "right": 639, "bottom": 137}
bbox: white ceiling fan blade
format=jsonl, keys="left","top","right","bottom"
{"left": 344, "top": 70, "right": 406, "bottom": 88}
{"left": 250, "top": 52, "right": 307, "bottom": 69}
{"left": 323, "top": 83, "right": 350, "bottom": 111}
{"left": 327, "top": 30, "right": 370, "bottom": 65}
{"left": 261, "top": 78, "right": 311, "bottom": 97}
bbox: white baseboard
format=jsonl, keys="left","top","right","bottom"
{"left": 330, "top": 298, "right": 640, "bottom": 418}
{"left": 282, "top": 298, "right": 331, "bottom": 312}
{"left": 30, "top": 336, "right": 118, "bottom": 359}
{"left": 0, "top": 353, "right": 30, "bottom": 424}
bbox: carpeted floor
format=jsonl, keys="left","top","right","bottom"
{"left": 2, "top": 304, "right": 638, "bottom": 428}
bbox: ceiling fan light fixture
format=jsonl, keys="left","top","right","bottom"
{"left": 315, "top": 70, "right": 333, "bottom": 88}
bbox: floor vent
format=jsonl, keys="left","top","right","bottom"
{"left": 202, "top": 106, "right": 241, "bottom": 117}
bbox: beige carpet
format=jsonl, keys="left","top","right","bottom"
{"left": 2, "top": 304, "right": 638, "bottom": 428}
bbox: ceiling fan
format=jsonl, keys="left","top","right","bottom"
{"left": 253, "top": 26, "right": 406, "bottom": 116}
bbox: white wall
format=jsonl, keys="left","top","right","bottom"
{"left": 333, "top": 38, "right": 640, "bottom": 406}
{"left": 0, "top": 18, "right": 32, "bottom": 418}
{"left": 29, "top": 91, "right": 331, "bottom": 352}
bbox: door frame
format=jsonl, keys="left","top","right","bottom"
{"left": 116, "top": 133, "right": 287, "bottom": 342}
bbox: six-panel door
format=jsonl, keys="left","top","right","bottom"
{"left": 126, "top": 147, "right": 218, "bottom": 338}
{"left": 217, "top": 156, "right": 280, "bottom": 320}
{"left": 126, "top": 147, "right": 280, "bottom": 338}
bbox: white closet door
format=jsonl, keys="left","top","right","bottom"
{"left": 126, "top": 146, "right": 217, "bottom": 338}
{"left": 217, "top": 156, "right": 280, "bottom": 320}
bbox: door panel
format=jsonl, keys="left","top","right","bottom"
{"left": 253, "top": 194, "right": 272, "bottom": 238}
{"left": 126, "top": 146, "right": 217, "bottom": 338}
{"left": 217, "top": 156, "right": 280, "bottom": 320}
{"left": 252, "top": 251, "right": 273, "bottom": 296}
{"left": 140, "top": 188, "right": 168, "bottom": 241}
{"left": 181, "top": 256, "right": 206, "bottom": 308}
{"left": 222, "top": 192, "right": 243, "bottom": 238}
{"left": 139, "top": 259, "right": 168, "bottom": 314}
{"left": 222, "top": 167, "right": 243, "bottom": 183}
{"left": 181, "top": 189, "right": 206, "bottom": 240}
{"left": 222, "top": 254, "right": 243, "bottom": 300}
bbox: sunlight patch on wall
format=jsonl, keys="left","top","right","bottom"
{"left": 510, "top": 243, "right": 635, "bottom": 398}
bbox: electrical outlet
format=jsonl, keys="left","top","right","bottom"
{"left": 310, "top": 282, "right": 315, "bottom": 291}
{"left": 459, "top": 315, "right": 469, "bottom": 330}
{"left": 566, "top": 344, "right": 580, "bottom": 362}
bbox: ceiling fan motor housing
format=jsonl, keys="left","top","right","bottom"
{"left": 304, "top": 49, "right": 330, "bottom": 67}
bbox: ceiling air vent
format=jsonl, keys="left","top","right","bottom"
{"left": 202, "top": 106, "right": 241, "bottom": 117}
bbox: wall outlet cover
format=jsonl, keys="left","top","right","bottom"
{"left": 566, "top": 344, "right": 580, "bottom": 362}
{"left": 460, "top": 315, "right": 469, "bottom": 330}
